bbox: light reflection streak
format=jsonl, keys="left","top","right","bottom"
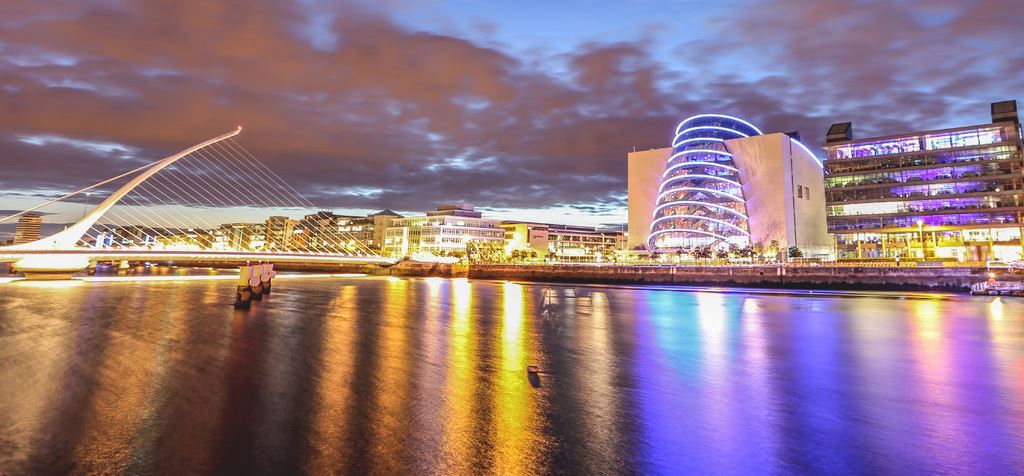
{"left": 407, "top": 277, "right": 449, "bottom": 469}
{"left": 368, "top": 277, "right": 412, "bottom": 470}
{"left": 251, "top": 278, "right": 309, "bottom": 467}
{"left": 441, "top": 277, "right": 476, "bottom": 473}
{"left": 492, "top": 282, "right": 536, "bottom": 471}
{"left": 989, "top": 297, "right": 1004, "bottom": 321}
{"left": 306, "top": 285, "right": 358, "bottom": 474}
{"left": 984, "top": 297, "right": 1024, "bottom": 442}
{"left": 70, "top": 286, "right": 189, "bottom": 473}
{"left": 574, "top": 290, "right": 621, "bottom": 473}
{"left": 633, "top": 290, "right": 695, "bottom": 471}
{"left": 738, "top": 297, "right": 778, "bottom": 463}
{"left": 907, "top": 298, "right": 968, "bottom": 468}
{"left": 694, "top": 292, "right": 738, "bottom": 464}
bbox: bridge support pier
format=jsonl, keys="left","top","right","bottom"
{"left": 11, "top": 255, "right": 89, "bottom": 280}
{"left": 250, "top": 265, "right": 264, "bottom": 301}
{"left": 234, "top": 265, "right": 253, "bottom": 309}
{"left": 260, "top": 263, "right": 275, "bottom": 294}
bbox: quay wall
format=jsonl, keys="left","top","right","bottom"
{"left": 20, "top": 258, "right": 1007, "bottom": 293}
{"left": 466, "top": 264, "right": 1002, "bottom": 292}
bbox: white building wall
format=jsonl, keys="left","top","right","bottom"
{"left": 726, "top": 133, "right": 831, "bottom": 256}
{"left": 785, "top": 138, "right": 832, "bottom": 257}
{"left": 627, "top": 147, "right": 671, "bottom": 249}
{"left": 726, "top": 134, "right": 789, "bottom": 248}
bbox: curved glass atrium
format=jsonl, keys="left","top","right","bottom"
{"left": 647, "top": 114, "right": 762, "bottom": 250}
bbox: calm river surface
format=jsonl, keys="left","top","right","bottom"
{"left": 1, "top": 276, "right": 1022, "bottom": 474}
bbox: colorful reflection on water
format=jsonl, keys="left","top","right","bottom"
{"left": 1, "top": 277, "right": 1023, "bottom": 474}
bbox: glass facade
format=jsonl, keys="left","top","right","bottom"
{"left": 648, "top": 114, "right": 760, "bottom": 250}
{"left": 825, "top": 121, "right": 1024, "bottom": 261}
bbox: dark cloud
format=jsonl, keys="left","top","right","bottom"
{"left": 0, "top": 0, "right": 1020, "bottom": 220}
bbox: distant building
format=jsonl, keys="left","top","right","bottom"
{"left": 384, "top": 204, "right": 503, "bottom": 257}
{"left": 298, "top": 211, "right": 348, "bottom": 251}
{"left": 297, "top": 209, "right": 401, "bottom": 253}
{"left": 13, "top": 213, "right": 42, "bottom": 244}
{"left": 628, "top": 114, "right": 830, "bottom": 257}
{"left": 213, "top": 223, "right": 266, "bottom": 251}
{"left": 265, "top": 216, "right": 299, "bottom": 251}
{"left": 159, "top": 228, "right": 214, "bottom": 249}
{"left": 109, "top": 225, "right": 161, "bottom": 247}
{"left": 824, "top": 100, "right": 1024, "bottom": 262}
{"left": 337, "top": 209, "right": 402, "bottom": 251}
{"left": 502, "top": 221, "right": 625, "bottom": 261}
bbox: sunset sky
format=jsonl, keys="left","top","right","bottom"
{"left": 1, "top": 0, "right": 1021, "bottom": 226}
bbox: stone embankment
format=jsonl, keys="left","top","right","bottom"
{"left": 466, "top": 264, "right": 1006, "bottom": 293}
{"left": 48, "top": 259, "right": 1014, "bottom": 293}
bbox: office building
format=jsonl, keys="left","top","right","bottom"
{"left": 264, "top": 216, "right": 299, "bottom": 251}
{"left": 384, "top": 204, "right": 503, "bottom": 257}
{"left": 824, "top": 100, "right": 1024, "bottom": 262}
{"left": 213, "top": 223, "right": 266, "bottom": 251}
{"left": 337, "top": 209, "right": 402, "bottom": 251}
{"left": 502, "top": 221, "right": 625, "bottom": 261}
{"left": 296, "top": 209, "right": 401, "bottom": 252}
{"left": 628, "top": 114, "right": 831, "bottom": 257}
{"left": 13, "top": 213, "right": 42, "bottom": 244}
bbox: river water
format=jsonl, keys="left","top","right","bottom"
{"left": 0, "top": 276, "right": 1022, "bottom": 474}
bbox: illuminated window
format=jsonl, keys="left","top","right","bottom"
{"left": 925, "top": 128, "right": 1003, "bottom": 150}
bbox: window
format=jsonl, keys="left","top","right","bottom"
{"left": 797, "top": 185, "right": 803, "bottom": 199}
{"left": 835, "top": 137, "right": 922, "bottom": 159}
{"left": 925, "top": 128, "right": 1003, "bottom": 150}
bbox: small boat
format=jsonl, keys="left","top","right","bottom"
{"left": 527, "top": 365, "right": 540, "bottom": 374}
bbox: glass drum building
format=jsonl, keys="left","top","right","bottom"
{"left": 824, "top": 100, "right": 1024, "bottom": 262}
{"left": 629, "top": 113, "right": 830, "bottom": 257}
{"left": 648, "top": 115, "right": 761, "bottom": 249}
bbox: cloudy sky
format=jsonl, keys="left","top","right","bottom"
{"left": 1, "top": 0, "right": 1021, "bottom": 226}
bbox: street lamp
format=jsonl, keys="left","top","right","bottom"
{"left": 917, "top": 219, "right": 925, "bottom": 259}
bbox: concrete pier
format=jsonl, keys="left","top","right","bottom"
{"left": 249, "top": 265, "right": 264, "bottom": 301}
{"left": 234, "top": 265, "right": 253, "bottom": 309}
{"left": 260, "top": 263, "right": 275, "bottom": 294}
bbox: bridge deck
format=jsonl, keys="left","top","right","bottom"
{"left": 0, "top": 248, "right": 396, "bottom": 265}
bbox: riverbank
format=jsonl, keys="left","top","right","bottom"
{"left": 465, "top": 263, "right": 1012, "bottom": 293}
{"left": 366, "top": 261, "right": 1012, "bottom": 293}
{"left": 2, "top": 260, "right": 1015, "bottom": 293}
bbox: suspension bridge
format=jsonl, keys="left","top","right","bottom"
{"left": 0, "top": 127, "right": 396, "bottom": 279}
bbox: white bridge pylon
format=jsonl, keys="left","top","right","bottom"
{"left": 0, "top": 128, "right": 393, "bottom": 275}
{"left": 6, "top": 127, "right": 243, "bottom": 251}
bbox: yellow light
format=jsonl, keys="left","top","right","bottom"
{"left": 13, "top": 255, "right": 90, "bottom": 272}
{"left": 990, "top": 297, "right": 1004, "bottom": 320}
